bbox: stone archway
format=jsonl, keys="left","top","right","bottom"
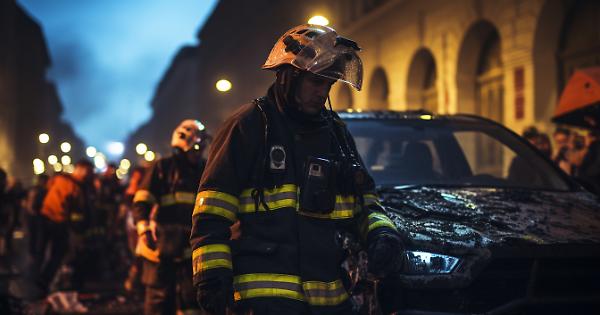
{"left": 406, "top": 48, "right": 438, "bottom": 112}
{"left": 456, "top": 20, "right": 503, "bottom": 122}
{"left": 368, "top": 67, "right": 389, "bottom": 110}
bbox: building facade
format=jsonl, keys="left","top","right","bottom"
{"left": 0, "top": 0, "right": 84, "bottom": 182}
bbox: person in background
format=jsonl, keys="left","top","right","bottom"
{"left": 534, "top": 133, "right": 552, "bottom": 159}
{"left": 553, "top": 127, "right": 573, "bottom": 174}
{"left": 123, "top": 166, "right": 147, "bottom": 295}
{"left": 576, "top": 129, "right": 600, "bottom": 195}
{"left": 25, "top": 174, "right": 50, "bottom": 274}
{"left": 37, "top": 159, "right": 95, "bottom": 294}
{"left": 508, "top": 126, "right": 540, "bottom": 183}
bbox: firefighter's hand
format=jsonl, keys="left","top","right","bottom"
{"left": 196, "top": 276, "right": 233, "bottom": 315}
{"left": 367, "top": 229, "right": 404, "bottom": 278}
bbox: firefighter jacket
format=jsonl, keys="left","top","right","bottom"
{"left": 190, "top": 90, "right": 398, "bottom": 313}
{"left": 133, "top": 153, "right": 205, "bottom": 262}
{"left": 41, "top": 174, "right": 90, "bottom": 226}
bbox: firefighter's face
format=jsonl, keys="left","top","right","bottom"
{"left": 294, "top": 72, "right": 335, "bottom": 115}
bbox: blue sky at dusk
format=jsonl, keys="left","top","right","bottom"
{"left": 18, "top": 0, "right": 218, "bottom": 153}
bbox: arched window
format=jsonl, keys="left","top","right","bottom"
{"left": 406, "top": 48, "right": 438, "bottom": 112}
{"left": 368, "top": 67, "right": 389, "bottom": 110}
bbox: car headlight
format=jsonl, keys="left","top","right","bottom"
{"left": 402, "top": 251, "right": 460, "bottom": 275}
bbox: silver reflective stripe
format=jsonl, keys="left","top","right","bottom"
{"left": 201, "top": 197, "right": 238, "bottom": 213}
{"left": 199, "top": 252, "right": 231, "bottom": 261}
{"left": 240, "top": 191, "right": 297, "bottom": 205}
{"left": 235, "top": 281, "right": 302, "bottom": 292}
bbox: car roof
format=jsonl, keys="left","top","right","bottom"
{"left": 336, "top": 109, "right": 488, "bottom": 124}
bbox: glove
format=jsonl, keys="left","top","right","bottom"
{"left": 367, "top": 230, "right": 404, "bottom": 278}
{"left": 196, "top": 276, "right": 233, "bottom": 315}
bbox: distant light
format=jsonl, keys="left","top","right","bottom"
{"left": 355, "top": 108, "right": 363, "bottom": 113}
{"left": 94, "top": 153, "right": 107, "bottom": 169}
{"left": 86, "top": 146, "right": 97, "bottom": 158}
{"left": 144, "top": 150, "right": 156, "bottom": 162}
{"left": 63, "top": 164, "right": 74, "bottom": 174}
{"left": 116, "top": 168, "right": 126, "bottom": 180}
{"left": 61, "top": 155, "right": 71, "bottom": 165}
{"left": 48, "top": 155, "right": 58, "bottom": 165}
{"left": 60, "top": 142, "right": 71, "bottom": 153}
{"left": 53, "top": 163, "right": 63, "bottom": 172}
{"left": 420, "top": 114, "right": 433, "bottom": 120}
{"left": 120, "top": 159, "right": 131, "bottom": 170}
{"left": 308, "top": 15, "right": 329, "bottom": 26}
{"left": 38, "top": 133, "right": 50, "bottom": 144}
{"left": 216, "top": 79, "right": 232, "bottom": 92}
{"left": 33, "top": 158, "right": 45, "bottom": 175}
{"left": 136, "top": 143, "right": 148, "bottom": 155}
{"left": 107, "top": 141, "right": 125, "bottom": 156}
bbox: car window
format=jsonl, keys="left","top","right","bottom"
{"left": 346, "top": 119, "right": 571, "bottom": 191}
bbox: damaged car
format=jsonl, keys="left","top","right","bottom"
{"left": 341, "top": 111, "right": 600, "bottom": 314}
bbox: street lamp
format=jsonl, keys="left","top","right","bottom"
{"left": 38, "top": 133, "right": 50, "bottom": 144}
{"left": 120, "top": 159, "right": 131, "bottom": 170}
{"left": 136, "top": 143, "right": 148, "bottom": 155}
{"left": 144, "top": 150, "right": 156, "bottom": 162}
{"left": 216, "top": 79, "right": 232, "bottom": 92}
{"left": 308, "top": 15, "right": 329, "bottom": 26}
{"left": 61, "top": 155, "right": 71, "bottom": 165}
{"left": 60, "top": 141, "right": 71, "bottom": 153}
{"left": 33, "top": 158, "right": 45, "bottom": 175}
{"left": 48, "top": 155, "right": 58, "bottom": 165}
{"left": 86, "top": 146, "right": 97, "bottom": 158}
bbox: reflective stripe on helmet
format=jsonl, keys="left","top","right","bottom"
{"left": 193, "top": 190, "right": 239, "bottom": 222}
{"left": 367, "top": 212, "right": 397, "bottom": 232}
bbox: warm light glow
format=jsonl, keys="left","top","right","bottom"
{"left": 94, "top": 153, "right": 107, "bottom": 169}
{"left": 33, "top": 159, "right": 45, "bottom": 175}
{"left": 136, "top": 143, "right": 148, "bottom": 155}
{"left": 86, "top": 146, "right": 97, "bottom": 158}
{"left": 38, "top": 133, "right": 50, "bottom": 144}
{"left": 63, "top": 164, "right": 74, "bottom": 174}
{"left": 61, "top": 155, "right": 71, "bottom": 165}
{"left": 48, "top": 155, "right": 58, "bottom": 165}
{"left": 53, "top": 163, "right": 63, "bottom": 172}
{"left": 420, "top": 114, "right": 433, "bottom": 120}
{"left": 60, "top": 142, "right": 72, "bottom": 153}
{"left": 144, "top": 150, "right": 156, "bottom": 162}
{"left": 308, "top": 15, "right": 329, "bottom": 26}
{"left": 120, "top": 159, "right": 131, "bottom": 170}
{"left": 216, "top": 79, "right": 232, "bottom": 92}
{"left": 107, "top": 141, "right": 125, "bottom": 156}
{"left": 116, "top": 168, "right": 126, "bottom": 180}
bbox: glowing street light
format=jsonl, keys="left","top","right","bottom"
{"left": 61, "top": 155, "right": 71, "bottom": 165}
{"left": 216, "top": 79, "right": 232, "bottom": 92}
{"left": 136, "top": 143, "right": 148, "bottom": 155}
{"left": 38, "top": 133, "right": 50, "bottom": 144}
{"left": 33, "top": 158, "right": 45, "bottom": 175}
{"left": 48, "top": 155, "right": 58, "bottom": 165}
{"left": 53, "top": 163, "right": 63, "bottom": 172}
{"left": 94, "top": 153, "right": 107, "bottom": 169}
{"left": 60, "top": 141, "right": 71, "bottom": 153}
{"left": 120, "top": 159, "right": 131, "bottom": 170}
{"left": 308, "top": 15, "right": 329, "bottom": 26}
{"left": 144, "top": 150, "right": 156, "bottom": 162}
{"left": 86, "top": 146, "right": 97, "bottom": 158}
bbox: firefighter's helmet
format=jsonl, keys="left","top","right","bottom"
{"left": 262, "top": 24, "right": 363, "bottom": 90}
{"left": 171, "top": 119, "right": 208, "bottom": 152}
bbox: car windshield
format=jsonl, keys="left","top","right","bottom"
{"left": 345, "top": 117, "right": 571, "bottom": 191}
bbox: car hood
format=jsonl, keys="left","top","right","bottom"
{"left": 380, "top": 187, "right": 600, "bottom": 251}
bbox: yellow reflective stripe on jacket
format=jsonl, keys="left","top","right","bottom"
{"left": 133, "top": 189, "right": 157, "bottom": 204}
{"left": 160, "top": 192, "right": 196, "bottom": 206}
{"left": 363, "top": 193, "right": 382, "bottom": 207}
{"left": 233, "top": 273, "right": 304, "bottom": 302}
{"left": 193, "top": 190, "right": 238, "bottom": 222}
{"left": 192, "top": 244, "right": 232, "bottom": 275}
{"left": 299, "top": 195, "right": 356, "bottom": 219}
{"left": 302, "top": 280, "right": 349, "bottom": 306}
{"left": 368, "top": 212, "right": 397, "bottom": 232}
{"left": 239, "top": 184, "right": 298, "bottom": 213}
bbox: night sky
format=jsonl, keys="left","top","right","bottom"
{"left": 18, "top": 0, "right": 218, "bottom": 154}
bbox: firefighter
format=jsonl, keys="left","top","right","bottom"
{"left": 191, "top": 24, "right": 404, "bottom": 315}
{"left": 38, "top": 159, "right": 95, "bottom": 293}
{"left": 133, "top": 120, "right": 209, "bottom": 315}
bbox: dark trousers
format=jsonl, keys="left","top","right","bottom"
{"left": 37, "top": 219, "right": 69, "bottom": 290}
{"left": 142, "top": 258, "right": 198, "bottom": 315}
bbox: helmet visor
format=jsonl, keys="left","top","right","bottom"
{"left": 292, "top": 32, "right": 363, "bottom": 91}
